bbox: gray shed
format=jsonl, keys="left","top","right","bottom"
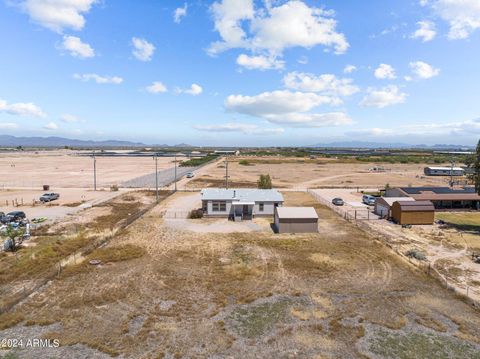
{"left": 274, "top": 207, "right": 319, "bottom": 233}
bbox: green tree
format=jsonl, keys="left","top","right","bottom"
{"left": 1, "top": 225, "right": 25, "bottom": 252}
{"left": 475, "top": 139, "right": 480, "bottom": 194}
{"left": 257, "top": 174, "right": 272, "bottom": 189}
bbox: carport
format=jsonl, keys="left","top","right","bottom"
{"left": 274, "top": 207, "right": 319, "bottom": 233}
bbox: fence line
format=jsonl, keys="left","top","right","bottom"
{"left": 307, "top": 188, "right": 480, "bottom": 309}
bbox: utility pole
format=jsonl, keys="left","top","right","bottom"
{"left": 450, "top": 158, "right": 455, "bottom": 188}
{"left": 224, "top": 155, "right": 229, "bottom": 189}
{"left": 154, "top": 152, "right": 159, "bottom": 203}
{"left": 174, "top": 153, "right": 177, "bottom": 192}
{"left": 93, "top": 150, "right": 97, "bottom": 191}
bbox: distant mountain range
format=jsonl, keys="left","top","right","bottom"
{"left": 308, "top": 141, "right": 474, "bottom": 150}
{"left": 0, "top": 135, "right": 195, "bottom": 148}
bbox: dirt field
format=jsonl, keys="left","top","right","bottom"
{"left": 186, "top": 157, "right": 458, "bottom": 189}
{"left": 0, "top": 150, "right": 176, "bottom": 188}
{"left": 1, "top": 191, "right": 479, "bottom": 358}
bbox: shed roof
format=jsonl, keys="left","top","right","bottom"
{"left": 276, "top": 207, "right": 319, "bottom": 219}
{"left": 201, "top": 188, "right": 284, "bottom": 202}
{"left": 394, "top": 200, "right": 435, "bottom": 212}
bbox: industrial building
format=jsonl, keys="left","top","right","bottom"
{"left": 385, "top": 186, "right": 480, "bottom": 210}
{"left": 201, "top": 188, "right": 284, "bottom": 220}
{"left": 423, "top": 166, "right": 464, "bottom": 176}
{"left": 391, "top": 201, "right": 435, "bottom": 225}
{"left": 274, "top": 207, "right": 319, "bottom": 233}
{"left": 374, "top": 197, "right": 415, "bottom": 218}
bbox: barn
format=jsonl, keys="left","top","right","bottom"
{"left": 391, "top": 201, "right": 435, "bottom": 225}
{"left": 374, "top": 197, "right": 415, "bottom": 218}
{"left": 274, "top": 207, "right": 319, "bottom": 233}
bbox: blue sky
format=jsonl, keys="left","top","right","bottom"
{"left": 1, "top": 0, "right": 480, "bottom": 146}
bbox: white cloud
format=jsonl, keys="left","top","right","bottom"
{"left": 346, "top": 127, "right": 394, "bottom": 136}
{"left": 224, "top": 90, "right": 350, "bottom": 128}
{"left": 208, "top": 0, "right": 348, "bottom": 64}
{"left": 427, "top": 0, "right": 480, "bottom": 39}
{"left": 174, "top": 3, "right": 188, "bottom": 23}
{"left": 43, "top": 122, "right": 58, "bottom": 130}
{"left": 408, "top": 61, "right": 440, "bottom": 80}
{"left": 225, "top": 90, "right": 340, "bottom": 117}
{"left": 18, "top": 0, "right": 97, "bottom": 32}
{"left": 265, "top": 112, "right": 353, "bottom": 128}
{"left": 131, "top": 37, "right": 155, "bottom": 61}
{"left": 343, "top": 65, "right": 357, "bottom": 74}
{"left": 0, "top": 122, "right": 19, "bottom": 129}
{"left": 236, "top": 54, "right": 284, "bottom": 70}
{"left": 176, "top": 84, "right": 203, "bottom": 96}
{"left": 194, "top": 122, "right": 284, "bottom": 135}
{"left": 346, "top": 118, "right": 480, "bottom": 138}
{"left": 283, "top": 72, "right": 359, "bottom": 96}
{"left": 411, "top": 20, "right": 437, "bottom": 42}
{"left": 73, "top": 73, "right": 123, "bottom": 84}
{"left": 360, "top": 85, "right": 407, "bottom": 108}
{"left": 60, "top": 114, "right": 81, "bottom": 123}
{"left": 374, "top": 63, "right": 396, "bottom": 80}
{"left": 0, "top": 99, "right": 46, "bottom": 118}
{"left": 297, "top": 56, "right": 308, "bottom": 65}
{"left": 61, "top": 35, "right": 95, "bottom": 58}
{"left": 146, "top": 81, "right": 168, "bottom": 94}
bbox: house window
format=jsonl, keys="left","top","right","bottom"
{"left": 212, "top": 201, "right": 226, "bottom": 212}
{"left": 259, "top": 203, "right": 264, "bottom": 212}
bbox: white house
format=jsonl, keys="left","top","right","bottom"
{"left": 201, "top": 188, "right": 284, "bottom": 220}
{"left": 424, "top": 167, "right": 464, "bottom": 176}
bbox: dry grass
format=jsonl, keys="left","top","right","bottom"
{"left": 1, "top": 191, "right": 479, "bottom": 358}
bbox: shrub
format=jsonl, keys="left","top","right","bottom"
{"left": 110, "top": 184, "right": 119, "bottom": 192}
{"left": 189, "top": 209, "right": 204, "bottom": 219}
{"left": 257, "top": 174, "right": 272, "bottom": 189}
{"left": 405, "top": 249, "right": 426, "bottom": 261}
{"left": 239, "top": 160, "right": 252, "bottom": 166}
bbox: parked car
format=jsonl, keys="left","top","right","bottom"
{"left": 6, "top": 211, "right": 26, "bottom": 222}
{"left": 186, "top": 172, "right": 195, "bottom": 178}
{"left": 40, "top": 193, "right": 60, "bottom": 202}
{"left": 362, "top": 194, "right": 376, "bottom": 206}
{"left": 332, "top": 198, "right": 344, "bottom": 206}
{"left": 0, "top": 212, "right": 8, "bottom": 224}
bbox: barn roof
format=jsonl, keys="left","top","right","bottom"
{"left": 394, "top": 200, "right": 435, "bottom": 212}
{"left": 396, "top": 186, "right": 480, "bottom": 201}
{"left": 276, "top": 207, "right": 319, "bottom": 219}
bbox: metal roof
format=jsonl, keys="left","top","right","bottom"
{"left": 201, "top": 188, "right": 284, "bottom": 202}
{"left": 276, "top": 207, "right": 319, "bottom": 219}
{"left": 394, "top": 200, "right": 435, "bottom": 211}
{"left": 425, "top": 167, "right": 464, "bottom": 171}
{"left": 400, "top": 186, "right": 477, "bottom": 195}
{"left": 376, "top": 197, "right": 415, "bottom": 206}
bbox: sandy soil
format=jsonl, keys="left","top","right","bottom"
{"left": 0, "top": 150, "right": 176, "bottom": 188}
{"left": 1, "top": 192, "right": 479, "bottom": 358}
{"left": 187, "top": 157, "right": 458, "bottom": 189}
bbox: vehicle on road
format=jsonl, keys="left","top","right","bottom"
{"left": 186, "top": 172, "right": 195, "bottom": 178}
{"left": 362, "top": 194, "right": 376, "bottom": 206}
{"left": 40, "top": 193, "right": 60, "bottom": 202}
{"left": 0, "top": 212, "right": 8, "bottom": 224}
{"left": 332, "top": 198, "right": 344, "bottom": 206}
{"left": 6, "top": 211, "right": 26, "bottom": 222}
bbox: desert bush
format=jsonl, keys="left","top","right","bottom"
{"left": 239, "top": 159, "right": 252, "bottom": 166}
{"left": 189, "top": 209, "right": 204, "bottom": 219}
{"left": 257, "top": 174, "right": 272, "bottom": 189}
{"left": 405, "top": 249, "right": 426, "bottom": 261}
{"left": 110, "top": 184, "right": 119, "bottom": 192}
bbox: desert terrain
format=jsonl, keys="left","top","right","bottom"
{"left": 1, "top": 191, "right": 480, "bottom": 358}
{"left": 186, "top": 156, "right": 456, "bottom": 190}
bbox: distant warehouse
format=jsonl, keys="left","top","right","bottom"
{"left": 424, "top": 166, "right": 464, "bottom": 176}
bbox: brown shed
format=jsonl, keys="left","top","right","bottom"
{"left": 391, "top": 201, "right": 435, "bottom": 225}
{"left": 274, "top": 207, "right": 319, "bottom": 233}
